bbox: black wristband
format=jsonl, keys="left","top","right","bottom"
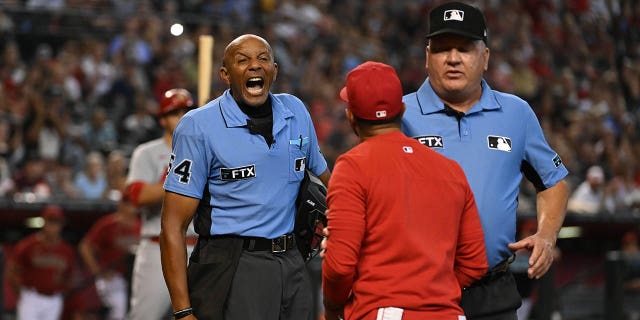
{"left": 173, "top": 307, "right": 193, "bottom": 319}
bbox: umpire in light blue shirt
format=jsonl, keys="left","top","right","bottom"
{"left": 159, "top": 34, "right": 330, "bottom": 320}
{"left": 401, "top": 2, "right": 569, "bottom": 320}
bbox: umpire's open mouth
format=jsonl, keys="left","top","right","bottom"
{"left": 246, "top": 77, "right": 265, "bottom": 95}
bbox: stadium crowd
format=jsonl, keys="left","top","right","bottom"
{"left": 0, "top": 0, "right": 639, "bottom": 213}
{"left": 0, "top": 0, "right": 639, "bottom": 211}
{"left": 0, "top": 0, "right": 640, "bottom": 318}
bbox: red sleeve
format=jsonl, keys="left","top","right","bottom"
{"left": 454, "top": 176, "right": 488, "bottom": 288}
{"left": 322, "top": 156, "right": 366, "bottom": 307}
{"left": 126, "top": 182, "right": 145, "bottom": 206}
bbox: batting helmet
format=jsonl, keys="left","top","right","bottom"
{"left": 158, "top": 88, "right": 194, "bottom": 117}
{"left": 294, "top": 170, "right": 328, "bottom": 262}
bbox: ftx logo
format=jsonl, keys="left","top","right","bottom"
{"left": 415, "top": 135, "right": 443, "bottom": 148}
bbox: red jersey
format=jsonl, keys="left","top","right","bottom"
{"left": 323, "top": 131, "right": 487, "bottom": 320}
{"left": 82, "top": 213, "right": 141, "bottom": 274}
{"left": 11, "top": 233, "right": 76, "bottom": 295}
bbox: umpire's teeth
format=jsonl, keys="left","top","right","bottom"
{"left": 247, "top": 77, "right": 264, "bottom": 89}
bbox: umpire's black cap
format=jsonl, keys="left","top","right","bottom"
{"left": 427, "top": 1, "right": 488, "bottom": 43}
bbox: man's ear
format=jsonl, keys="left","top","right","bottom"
{"left": 219, "top": 66, "right": 230, "bottom": 85}
{"left": 273, "top": 62, "right": 278, "bottom": 82}
{"left": 425, "top": 45, "right": 430, "bottom": 70}
{"left": 344, "top": 108, "right": 359, "bottom": 137}
{"left": 345, "top": 108, "right": 355, "bottom": 124}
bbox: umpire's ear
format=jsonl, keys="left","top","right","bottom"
{"left": 220, "top": 66, "right": 230, "bottom": 86}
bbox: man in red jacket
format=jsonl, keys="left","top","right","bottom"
{"left": 322, "top": 61, "right": 487, "bottom": 320}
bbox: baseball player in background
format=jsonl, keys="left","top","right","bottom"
{"left": 6, "top": 205, "right": 76, "bottom": 320}
{"left": 78, "top": 189, "right": 141, "bottom": 320}
{"left": 322, "top": 61, "right": 487, "bottom": 320}
{"left": 159, "top": 34, "right": 331, "bottom": 320}
{"left": 126, "top": 88, "right": 197, "bottom": 320}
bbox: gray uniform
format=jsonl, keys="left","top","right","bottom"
{"left": 126, "top": 137, "right": 195, "bottom": 320}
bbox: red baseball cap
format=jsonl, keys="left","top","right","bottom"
{"left": 41, "top": 205, "right": 65, "bottom": 221}
{"left": 158, "top": 88, "right": 194, "bottom": 117}
{"left": 339, "top": 61, "right": 403, "bottom": 121}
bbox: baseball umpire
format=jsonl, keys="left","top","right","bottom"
{"left": 401, "top": 2, "right": 569, "bottom": 319}
{"left": 159, "top": 34, "right": 330, "bottom": 320}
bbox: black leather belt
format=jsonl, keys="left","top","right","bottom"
{"left": 242, "top": 234, "right": 295, "bottom": 253}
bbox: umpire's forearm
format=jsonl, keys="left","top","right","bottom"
{"left": 159, "top": 226, "right": 191, "bottom": 312}
{"left": 536, "top": 179, "right": 569, "bottom": 243}
{"left": 159, "top": 191, "right": 198, "bottom": 312}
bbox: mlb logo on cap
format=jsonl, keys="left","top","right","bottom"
{"left": 444, "top": 10, "right": 464, "bottom": 21}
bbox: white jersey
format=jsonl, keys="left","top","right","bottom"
{"left": 126, "top": 137, "right": 195, "bottom": 237}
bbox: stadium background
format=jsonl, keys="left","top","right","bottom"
{"left": 0, "top": 0, "right": 639, "bottom": 319}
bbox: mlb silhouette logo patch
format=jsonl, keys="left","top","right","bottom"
{"left": 487, "top": 136, "right": 512, "bottom": 152}
{"left": 376, "top": 110, "right": 387, "bottom": 118}
{"left": 444, "top": 10, "right": 464, "bottom": 21}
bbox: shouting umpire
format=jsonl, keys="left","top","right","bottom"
{"left": 159, "top": 34, "right": 330, "bottom": 320}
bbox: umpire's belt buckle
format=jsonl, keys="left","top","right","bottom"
{"left": 271, "top": 235, "right": 289, "bottom": 253}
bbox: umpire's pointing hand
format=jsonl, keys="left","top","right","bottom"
{"left": 508, "top": 232, "right": 556, "bottom": 279}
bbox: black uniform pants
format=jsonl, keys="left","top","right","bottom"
{"left": 460, "top": 270, "right": 522, "bottom": 320}
{"left": 224, "top": 248, "right": 313, "bottom": 320}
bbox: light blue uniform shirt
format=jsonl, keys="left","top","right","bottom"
{"left": 402, "top": 79, "right": 569, "bottom": 268}
{"left": 164, "top": 90, "right": 328, "bottom": 238}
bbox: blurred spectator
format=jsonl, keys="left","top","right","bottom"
{"left": 108, "top": 17, "right": 153, "bottom": 66}
{"left": 9, "top": 155, "right": 52, "bottom": 201}
{"left": 46, "top": 161, "right": 81, "bottom": 200}
{"left": 22, "top": 86, "right": 67, "bottom": 164}
{"left": 26, "top": 0, "right": 65, "bottom": 10}
{"left": 104, "top": 149, "right": 128, "bottom": 201}
{"left": 119, "top": 93, "right": 160, "bottom": 152}
{"left": 78, "top": 189, "right": 140, "bottom": 320}
{"left": 0, "top": 41, "right": 27, "bottom": 94}
{"left": 604, "top": 161, "right": 640, "bottom": 214}
{"left": 0, "top": 112, "right": 20, "bottom": 196}
{"left": 104, "top": 60, "right": 148, "bottom": 126}
{"left": 0, "top": 109, "right": 23, "bottom": 170}
{"left": 568, "top": 165, "right": 606, "bottom": 214}
{"left": 6, "top": 205, "right": 76, "bottom": 320}
{"left": 73, "top": 151, "right": 107, "bottom": 200}
{"left": 80, "top": 39, "right": 117, "bottom": 105}
{"left": 83, "top": 107, "right": 119, "bottom": 155}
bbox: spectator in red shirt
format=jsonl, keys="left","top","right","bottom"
{"left": 322, "top": 61, "right": 487, "bottom": 320}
